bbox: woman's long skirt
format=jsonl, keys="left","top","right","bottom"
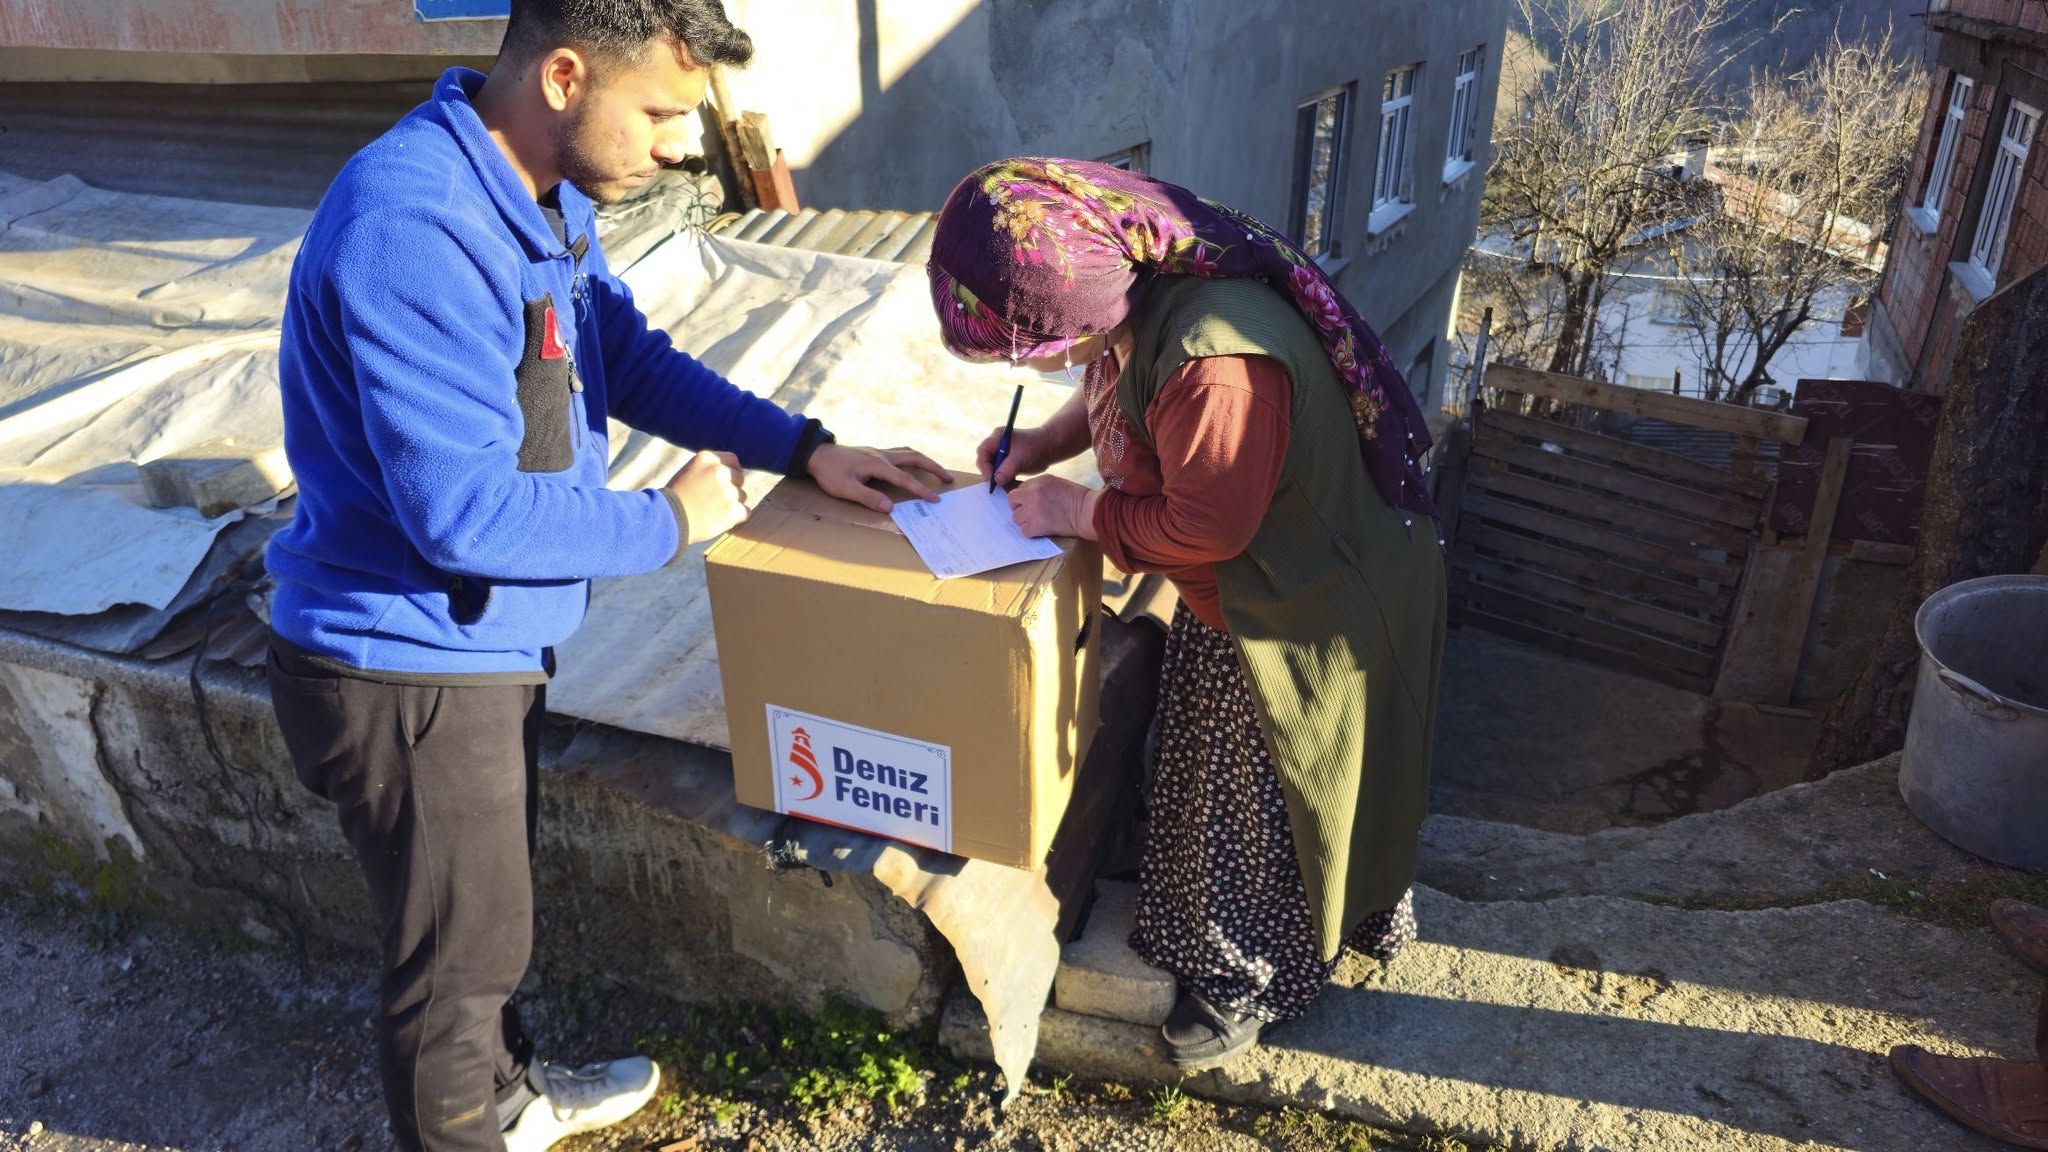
{"left": 1131, "top": 603, "right": 1418, "bottom": 1022}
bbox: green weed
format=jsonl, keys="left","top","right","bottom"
{"left": 1149, "top": 1080, "right": 1189, "bottom": 1125}
{"left": 26, "top": 831, "right": 158, "bottom": 947}
{"left": 550, "top": 974, "right": 604, "bottom": 1037}
{"left": 1245, "top": 1107, "right": 1499, "bottom": 1151}
{"left": 637, "top": 997, "right": 956, "bottom": 1121}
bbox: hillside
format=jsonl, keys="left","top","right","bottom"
{"left": 1717, "top": 0, "right": 1935, "bottom": 80}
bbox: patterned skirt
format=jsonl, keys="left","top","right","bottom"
{"left": 1130, "top": 603, "right": 1418, "bottom": 1023}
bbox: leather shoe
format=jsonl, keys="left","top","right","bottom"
{"left": 1162, "top": 991, "right": 1263, "bottom": 1070}
{"left": 1992, "top": 900, "right": 2048, "bottom": 978}
{"left": 1892, "top": 1044, "right": 2048, "bottom": 1149}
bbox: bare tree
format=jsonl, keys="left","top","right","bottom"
{"left": 1481, "top": 0, "right": 1745, "bottom": 378}
{"left": 1670, "top": 32, "right": 1927, "bottom": 402}
{"left": 1456, "top": 247, "right": 1563, "bottom": 373}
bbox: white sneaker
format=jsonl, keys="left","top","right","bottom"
{"left": 501, "top": 1057, "right": 662, "bottom": 1152}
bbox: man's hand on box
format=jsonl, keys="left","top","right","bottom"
{"left": 1008, "top": 476, "right": 1101, "bottom": 541}
{"left": 807, "top": 444, "right": 953, "bottom": 514}
{"left": 665, "top": 450, "right": 752, "bottom": 546}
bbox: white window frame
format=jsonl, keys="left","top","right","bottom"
{"left": 1096, "top": 143, "right": 1151, "bottom": 173}
{"left": 1372, "top": 64, "right": 1421, "bottom": 233}
{"left": 1962, "top": 98, "right": 2039, "bottom": 295}
{"left": 1650, "top": 287, "right": 1689, "bottom": 325}
{"left": 1444, "top": 46, "right": 1486, "bottom": 184}
{"left": 1289, "top": 85, "right": 1355, "bottom": 260}
{"left": 1911, "top": 74, "right": 1974, "bottom": 234}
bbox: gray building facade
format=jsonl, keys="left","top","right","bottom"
{"left": 0, "top": 0, "right": 1507, "bottom": 409}
{"left": 722, "top": 0, "right": 1511, "bottom": 412}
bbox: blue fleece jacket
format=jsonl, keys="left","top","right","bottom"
{"left": 267, "top": 68, "right": 808, "bottom": 679}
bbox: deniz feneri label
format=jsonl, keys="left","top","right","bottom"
{"left": 766, "top": 705, "right": 952, "bottom": 853}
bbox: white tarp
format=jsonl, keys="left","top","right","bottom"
{"left": 0, "top": 173, "right": 1088, "bottom": 743}
{"left": 0, "top": 174, "right": 303, "bottom": 614}
{"left": 548, "top": 233, "right": 1092, "bottom": 746}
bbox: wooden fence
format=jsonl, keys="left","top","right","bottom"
{"left": 1437, "top": 364, "right": 1808, "bottom": 692}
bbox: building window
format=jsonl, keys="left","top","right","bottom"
{"left": 1371, "top": 65, "right": 1420, "bottom": 232}
{"left": 1445, "top": 47, "right": 1486, "bottom": 180}
{"left": 1840, "top": 296, "right": 1870, "bottom": 338}
{"left": 1967, "top": 99, "right": 2039, "bottom": 287}
{"left": 1407, "top": 341, "right": 1436, "bottom": 405}
{"left": 1096, "top": 143, "right": 1151, "bottom": 173}
{"left": 1650, "top": 287, "right": 1689, "bottom": 325}
{"left": 1290, "top": 85, "right": 1355, "bottom": 259}
{"left": 1913, "top": 73, "right": 1974, "bottom": 231}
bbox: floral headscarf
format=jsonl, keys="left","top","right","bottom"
{"left": 927, "top": 157, "right": 1437, "bottom": 524}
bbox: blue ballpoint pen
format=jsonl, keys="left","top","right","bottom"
{"left": 989, "top": 384, "right": 1025, "bottom": 493}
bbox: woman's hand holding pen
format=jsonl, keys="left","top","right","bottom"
{"left": 975, "top": 424, "right": 1062, "bottom": 488}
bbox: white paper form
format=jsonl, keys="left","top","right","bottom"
{"left": 890, "top": 486, "right": 1064, "bottom": 580}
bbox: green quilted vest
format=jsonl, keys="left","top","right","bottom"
{"left": 1119, "top": 275, "right": 1447, "bottom": 958}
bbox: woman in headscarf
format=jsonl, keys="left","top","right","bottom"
{"left": 927, "top": 159, "right": 1447, "bottom": 1068}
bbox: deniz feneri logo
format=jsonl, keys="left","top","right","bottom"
{"left": 783, "top": 725, "right": 941, "bottom": 828}
{"left": 787, "top": 726, "right": 824, "bottom": 802}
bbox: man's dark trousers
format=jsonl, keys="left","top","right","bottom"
{"left": 268, "top": 641, "right": 543, "bottom": 1152}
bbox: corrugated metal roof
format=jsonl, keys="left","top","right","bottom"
{"left": 714, "top": 207, "right": 937, "bottom": 264}
{"left": 1621, "top": 417, "right": 1782, "bottom": 474}
{"left": 0, "top": 80, "right": 424, "bottom": 209}
{"left": 0, "top": 80, "right": 948, "bottom": 272}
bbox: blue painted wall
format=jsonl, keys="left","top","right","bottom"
{"left": 416, "top": 0, "right": 509, "bottom": 20}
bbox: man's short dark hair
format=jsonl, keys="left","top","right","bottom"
{"left": 503, "top": 0, "right": 754, "bottom": 70}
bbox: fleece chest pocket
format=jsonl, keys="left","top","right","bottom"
{"left": 515, "top": 292, "right": 576, "bottom": 473}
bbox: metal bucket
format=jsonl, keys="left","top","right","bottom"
{"left": 1899, "top": 575, "right": 2048, "bottom": 869}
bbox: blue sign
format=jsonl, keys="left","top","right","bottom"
{"left": 416, "top": 0, "right": 509, "bottom": 20}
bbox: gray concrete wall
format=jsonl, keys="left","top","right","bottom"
{"left": 723, "top": 0, "right": 1509, "bottom": 412}
{"left": 0, "top": 0, "right": 501, "bottom": 55}
{"left": 1376, "top": 261, "right": 1466, "bottom": 413}
{"left": 0, "top": 635, "right": 953, "bottom": 1024}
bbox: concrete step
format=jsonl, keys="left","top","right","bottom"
{"left": 945, "top": 886, "right": 2037, "bottom": 1152}
{"left": 1417, "top": 753, "right": 1983, "bottom": 906}
{"left": 1054, "top": 881, "right": 1174, "bottom": 1027}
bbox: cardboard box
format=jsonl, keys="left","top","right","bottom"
{"left": 706, "top": 477, "right": 1102, "bottom": 870}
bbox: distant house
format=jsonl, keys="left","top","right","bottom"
{"left": 1466, "top": 152, "right": 1877, "bottom": 403}
{"left": 1867, "top": 0, "right": 2048, "bottom": 391}
{"left": 1599, "top": 262, "right": 1870, "bottom": 405}
{"left": 0, "top": 0, "right": 1511, "bottom": 415}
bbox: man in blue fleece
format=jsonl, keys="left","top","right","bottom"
{"left": 263, "top": 3, "right": 950, "bottom": 1150}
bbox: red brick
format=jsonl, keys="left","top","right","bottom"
{"left": 1964, "top": 0, "right": 2013, "bottom": 22}
{"left": 2022, "top": 220, "right": 2048, "bottom": 274}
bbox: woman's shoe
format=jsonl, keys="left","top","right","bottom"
{"left": 1162, "top": 991, "right": 1263, "bottom": 1069}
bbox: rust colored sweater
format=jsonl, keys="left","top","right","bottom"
{"left": 1088, "top": 352, "right": 1294, "bottom": 632}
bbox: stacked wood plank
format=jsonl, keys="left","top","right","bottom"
{"left": 1447, "top": 365, "right": 1806, "bottom": 693}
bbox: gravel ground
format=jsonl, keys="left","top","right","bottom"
{"left": 0, "top": 895, "right": 1430, "bottom": 1152}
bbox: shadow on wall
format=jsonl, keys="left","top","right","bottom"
{"left": 786, "top": 0, "right": 1012, "bottom": 213}
{"left": 762, "top": 0, "right": 1215, "bottom": 216}
{"left": 1, "top": 0, "right": 1219, "bottom": 223}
